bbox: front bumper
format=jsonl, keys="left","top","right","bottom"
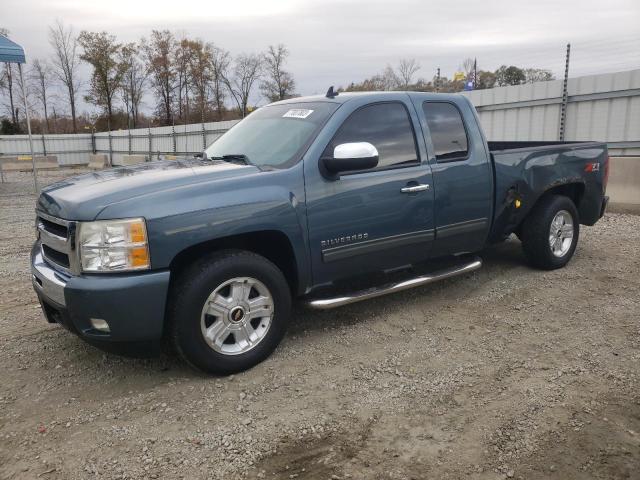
{"left": 31, "top": 243, "right": 171, "bottom": 343}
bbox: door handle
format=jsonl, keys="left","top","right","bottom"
{"left": 401, "top": 184, "right": 430, "bottom": 193}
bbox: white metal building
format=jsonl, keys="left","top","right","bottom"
{"left": 462, "top": 69, "right": 640, "bottom": 156}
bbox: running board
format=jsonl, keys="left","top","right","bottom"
{"left": 305, "top": 256, "right": 482, "bottom": 310}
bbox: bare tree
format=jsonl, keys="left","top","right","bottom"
{"left": 397, "top": 58, "right": 420, "bottom": 89}
{"left": 30, "top": 59, "right": 53, "bottom": 132}
{"left": 211, "top": 46, "right": 230, "bottom": 120}
{"left": 260, "top": 44, "right": 296, "bottom": 102}
{"left": 49, "top": 20, "right": 81, "bottom": 133}
{"left": 188, "top": 40, "right": 214, "bottom": 122}
{"left": 380, "top": 66, "right": 400, "bottom": 90}
{"left": 345, "top": 66, "right": 398, "bottom": 91}
{"left": 174, "top": 37, "right": 195, "bottom": 122}
{"left": 1, "top": 63, "right": 17, "bottom": 124}
{"left": 0, "top": 25, "right": 8, "bottom": 97}
{"left": 460, "top": 57, "right": 478, "bottom": 87}
{"left": 461, "top": 58, "right": 475, "bottom": 76}
{"left": 142, "top": 30, "right": 176, "bottom": 125}
{"left": 12, "top": 62, "right": 37, "bottom": 130}
{"left": 119, "top": 42, "right": 148, "bottom": 128}
{"left": 0, "top": 28, "right": 15, "bottom": 124}
{"left": 223, "top": 53, "right": 262, "bottom": 118}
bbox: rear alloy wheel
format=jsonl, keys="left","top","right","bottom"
{"left": 521, "top": 194, "right": 580, "bottom": 270}
{"left": 168, "top": 250, "right": 291, "bottom": 374}
{"left": 548, "top": 210, "right": 574, "bottom": 258}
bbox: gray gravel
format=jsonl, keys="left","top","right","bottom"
{"left": 1, "top": 169, "right": 639, "bottom": 480}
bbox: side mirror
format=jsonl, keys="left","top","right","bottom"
{"left": 322, "top": 142, "right": 379, "bottom": 175}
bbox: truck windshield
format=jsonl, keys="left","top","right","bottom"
{"left": 205, "top": 102, "right": 339, "bottom": 169}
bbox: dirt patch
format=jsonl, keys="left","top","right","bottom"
{"left": 1, "top": 170, "right": 639, "bottom": 480}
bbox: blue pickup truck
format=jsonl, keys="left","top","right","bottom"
{"left": 32, "top": 91, "right": 609, "bottom": 374}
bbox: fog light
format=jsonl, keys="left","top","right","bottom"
{"left": 90, "top": 318, "right": 110, "bottom": 333}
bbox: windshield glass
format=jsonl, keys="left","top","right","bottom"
{"left": 205, "top": 102, "right": 338, "bottom": 169}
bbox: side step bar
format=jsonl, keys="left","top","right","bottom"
{"left": 305, "top": 256, "right": 482, "bottom": 310}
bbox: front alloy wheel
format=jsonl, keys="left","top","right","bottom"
{"left": 201, "top": 277, "right": 274, "bottom": 355}
{"left": 168, "top": 250, "right": 291, "bottom": 375}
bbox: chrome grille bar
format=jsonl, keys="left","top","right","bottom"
{"left": 36, "top": 210, "right": 80, "bottom": 275}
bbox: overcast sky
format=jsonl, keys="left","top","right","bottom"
{"left": 2, "top": 0, "right": 639, "bottom": 115}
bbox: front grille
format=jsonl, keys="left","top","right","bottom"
{"left": 40, "top": 216, "right": 68, "bottom": 238}
{"left": 37, "top": 212, "right": 78, "bottom": 274}
{"left": 42, "top": 244, "right": 70, "bottom": 268}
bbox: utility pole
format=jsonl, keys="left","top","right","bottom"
{"left": 107, "top": 115, "right": 113, "bottom": 167}
{"left": 436, "top": 67, "right": 441, "bottom": 93}
{"left": 558, "top": 43, "right": 571, "bottom": 141}
{"left": 473, "top": 58, "right": 478, "bottom": 88}
{"left": 171, "top": 117, "right": 177, "bottom": 154}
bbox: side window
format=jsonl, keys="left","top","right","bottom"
{"left": 422, "top": 102, "right": 469, "bottom": 161}
{"left": 325, "top": 102, "right": 419, "bottom": 170}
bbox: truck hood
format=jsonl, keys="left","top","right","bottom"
{"left": 37, "top": 159, "right": 258, "bottom": 220}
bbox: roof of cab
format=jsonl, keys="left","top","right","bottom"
{"left": 269, "top": 91, "right": 467, "bottom": 106}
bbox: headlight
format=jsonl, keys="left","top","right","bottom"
{"left": 78, "top": 218, "right": 150, "bottom": 272}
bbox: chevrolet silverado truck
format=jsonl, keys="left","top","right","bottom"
{"left": 31, "top": 91, "right": 609, "bottom": 374}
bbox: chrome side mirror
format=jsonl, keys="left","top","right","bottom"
{"left": 322, "top": 142, "right": 379, "bottom": 175}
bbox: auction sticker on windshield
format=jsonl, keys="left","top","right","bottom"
{"left": 283, "top": 109, "right": 314, "bottom": 119}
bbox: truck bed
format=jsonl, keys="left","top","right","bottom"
{"left": 487, "top": 140, "right": 608, "bottom": 243}
{"left": 487, "top": 140, "right": 587, "bottom": 151}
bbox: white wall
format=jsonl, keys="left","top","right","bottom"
{"left": 462, "top": 69, "right": 640, "bottom": 156}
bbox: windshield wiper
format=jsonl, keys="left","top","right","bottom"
{"left": 209, "top": 154, "right": 251, "bottom": 165}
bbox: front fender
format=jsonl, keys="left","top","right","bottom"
{"left": 96, "top": 166, "right": 311, "bottom": 292}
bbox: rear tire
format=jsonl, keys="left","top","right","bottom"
{"left": 167, "top": 250, "right": 291, "bottom": 375}
{"left": 520, "top": 195, "right": 580, "bottom": 270}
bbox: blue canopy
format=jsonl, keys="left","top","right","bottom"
{"left": 0, "top": 35, "right": 26, "bottom": 64}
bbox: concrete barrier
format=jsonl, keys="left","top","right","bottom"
{"left": 88, "top": 154, "right": 108, "bottom": 169}
{"left": 607, "top": 156, "right": 640, "bottom": 214}
{"left": 0, "top": 155, "right": 58, "bottom": 172}
{"left": 114, "top": 154, "right": 148, "bottom": 166}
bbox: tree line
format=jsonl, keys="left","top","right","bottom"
{"left": 340, "top": 58, "right": 554, "bottom": 93}
{"left": 0, "top": 24, "right": 554, "bottom": 135}
{"left": 0, "top": 23, "right": 296, "bottom": 134}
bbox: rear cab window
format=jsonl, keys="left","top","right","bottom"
{"left": 422, "top": 102, "right": 469, "bottom": 162}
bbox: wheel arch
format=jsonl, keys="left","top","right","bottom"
{"left": 168, "top": 230, "right": 301, "bottom": 296}
{"left": 514, "top": 182, "right": 585, "bottom": 236}
{"left": 540, "top": 182, "right": 585, "bottom": 210}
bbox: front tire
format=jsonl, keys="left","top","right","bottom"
{"left": 168, "top": 250, "right": 292, "bottom": 375}
{"left": 520, "top": 195, "right": 580, "bottom": 270}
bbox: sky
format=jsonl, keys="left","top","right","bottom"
{"left": 2, "top": 0, "right": 639, "bottom": 116}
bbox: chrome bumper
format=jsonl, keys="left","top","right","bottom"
{"left": 31, "top": 247, "right": 67, "bottom": 306}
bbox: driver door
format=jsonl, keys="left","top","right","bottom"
{"left": 304, "top": 99, "right": 435, "bottom": 286}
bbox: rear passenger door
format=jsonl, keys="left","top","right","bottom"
{"left": 413, "top": 98, "right": 493, "bottom": 256}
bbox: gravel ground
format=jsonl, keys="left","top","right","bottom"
{"left": 1, "top": 169, "right": 639, "bottom": 480}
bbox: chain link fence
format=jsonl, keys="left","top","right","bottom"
{"left": 0, "top": 119, "right": 239, "bottom": 166}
